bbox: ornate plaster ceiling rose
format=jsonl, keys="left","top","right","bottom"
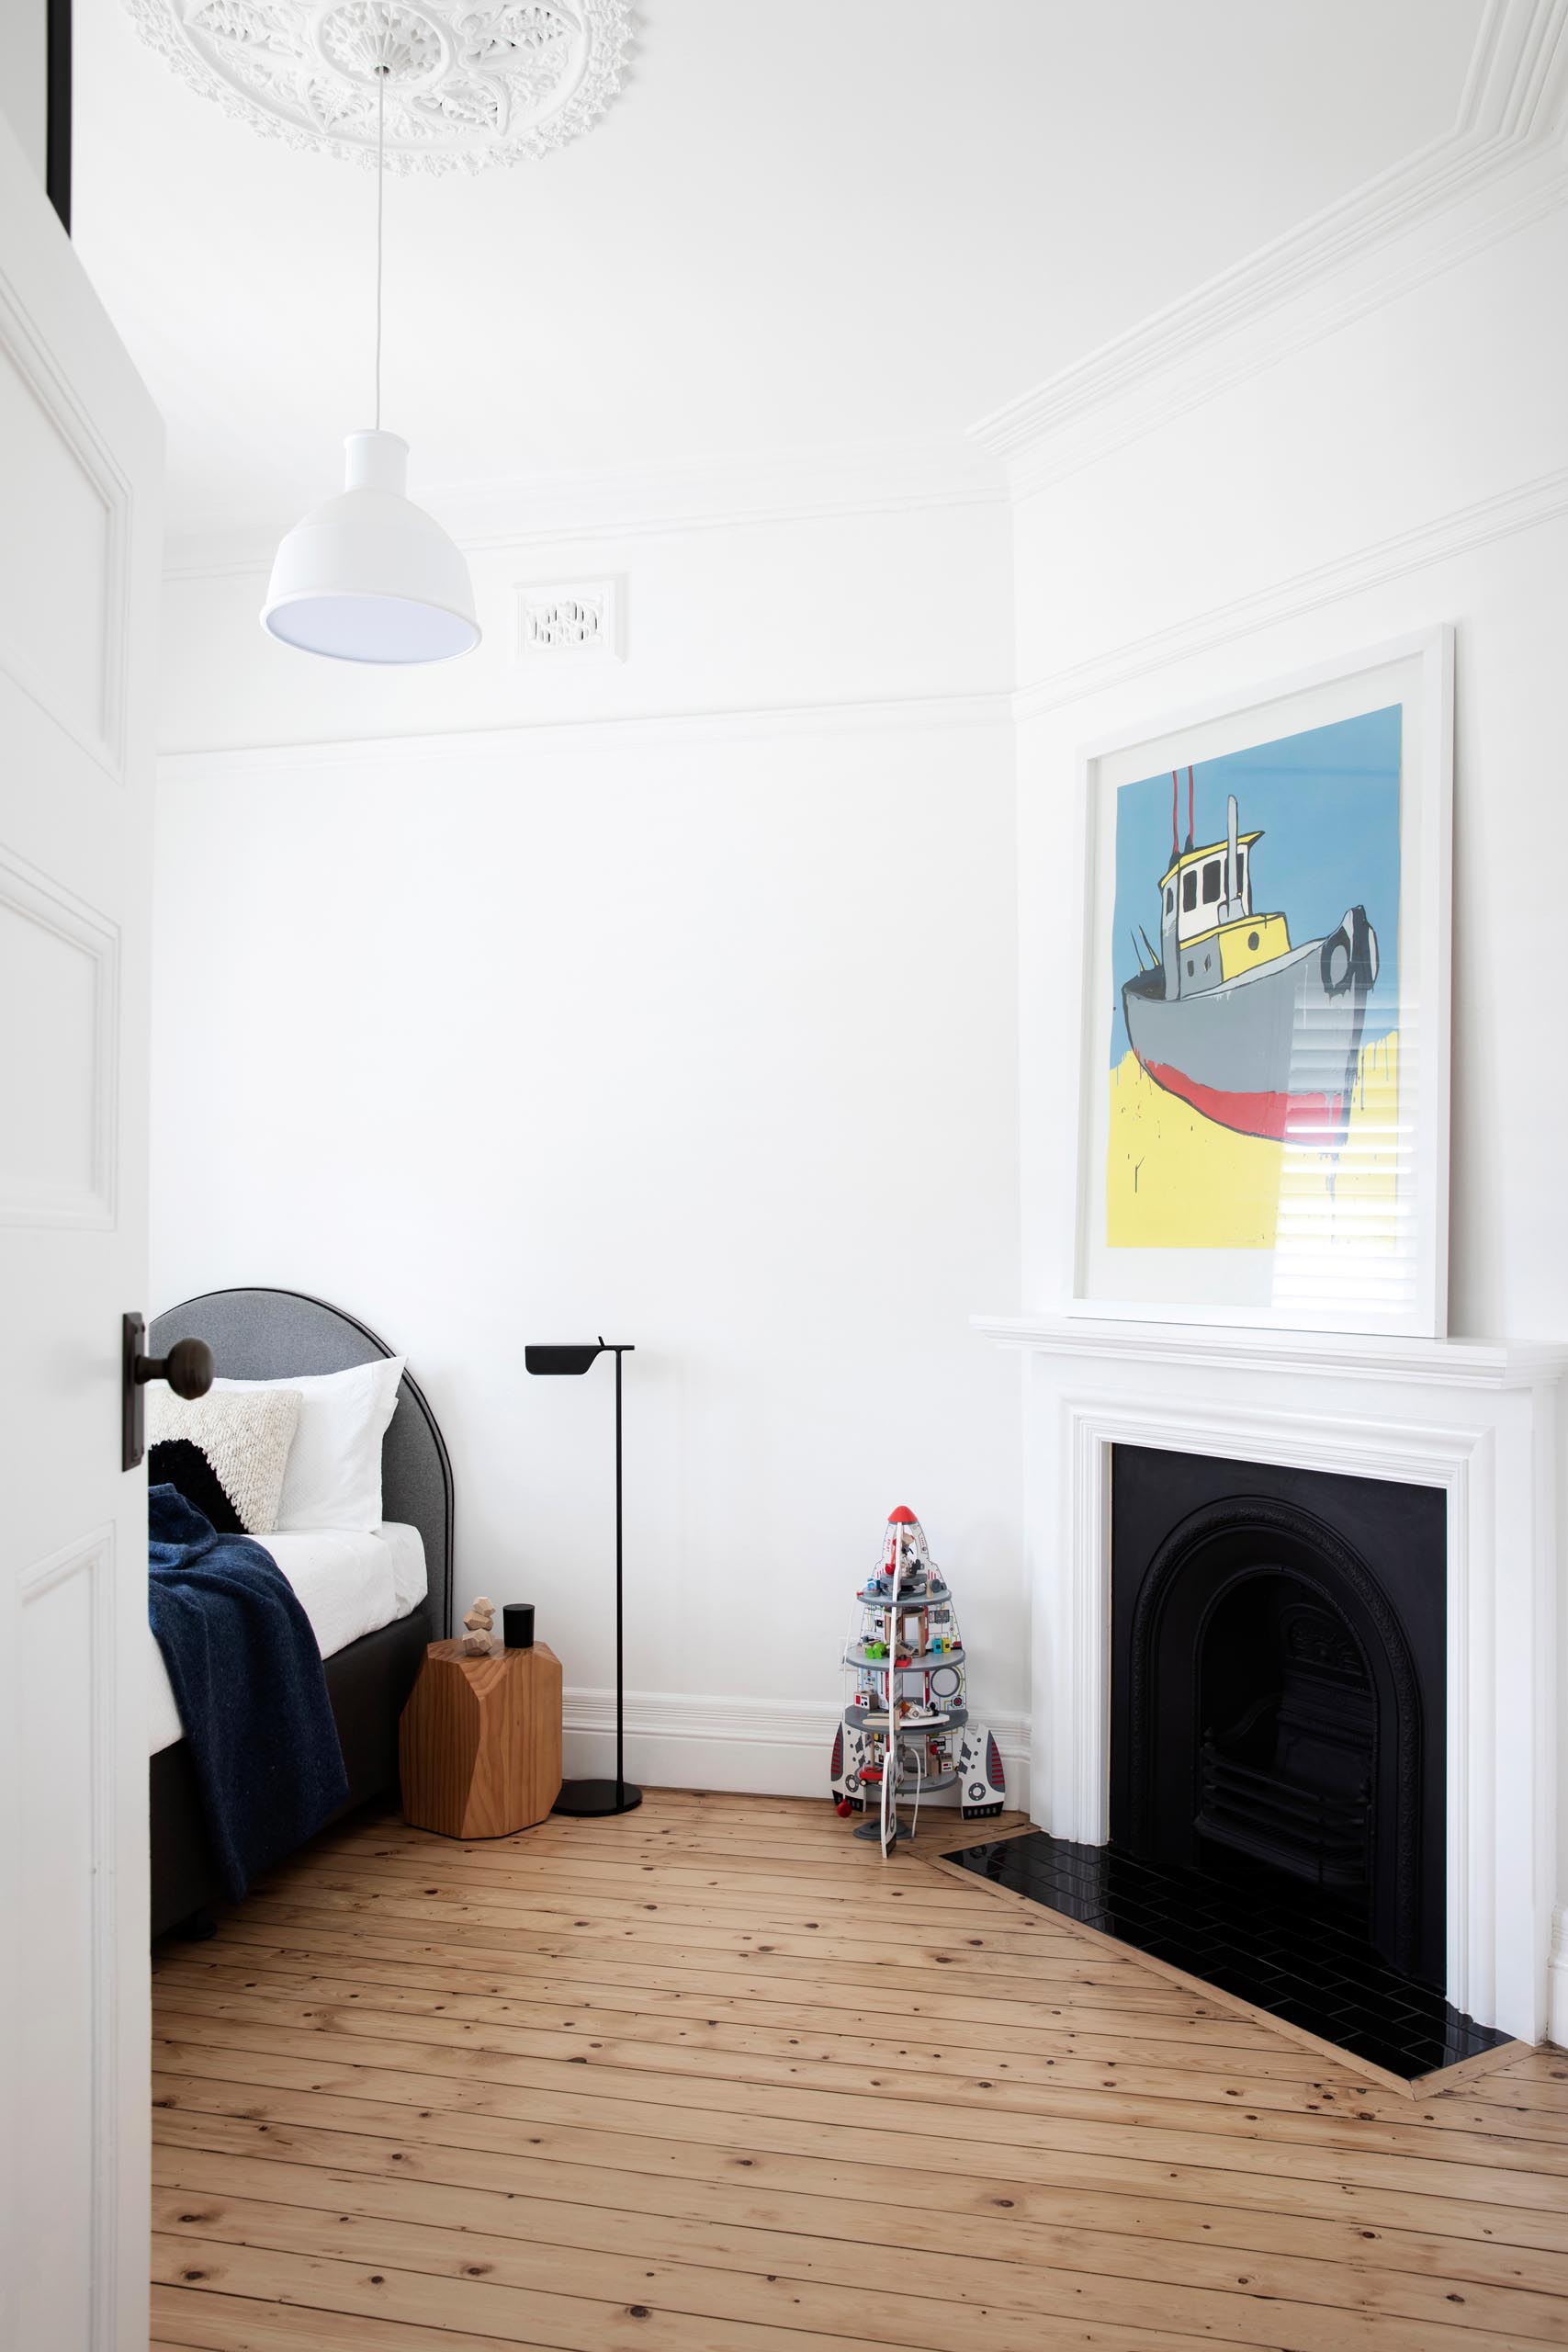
{"left": 122, "top": 0, "right": 633, "bottom": 174}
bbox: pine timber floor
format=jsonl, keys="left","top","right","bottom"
{"left": 151, "top": 1787, "right": 1568, "bottom": 2352}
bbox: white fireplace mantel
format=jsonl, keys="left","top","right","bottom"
{"left": 976, "top": 1311, "right": 1566, "bottom": 2044}
{"left": 976, "top": 1313, "right": 1568, "bottom": 1392}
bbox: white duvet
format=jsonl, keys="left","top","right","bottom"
{"left": 148, "top": 1520, "right": 428, "bottom": 1757}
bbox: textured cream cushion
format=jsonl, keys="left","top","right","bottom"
{"left": 148, "top": 1385, "right": 302, "bottom": 1536}
{"left": 212, "top": 1356, "right": 404, "bottom": 1532}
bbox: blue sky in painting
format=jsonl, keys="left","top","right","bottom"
{"left": 1107, "top": 705, "right": 1402, "bottom": 1065}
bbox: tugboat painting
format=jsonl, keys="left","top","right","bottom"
{"left": 1107, "top": 707, "right": 1401, "bottom": 1252}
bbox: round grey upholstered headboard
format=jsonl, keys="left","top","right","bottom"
{"left": 149, "top": 1287, "right": 454, "bottom": 1637}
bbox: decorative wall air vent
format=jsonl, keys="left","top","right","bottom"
{"left": 122, "top": 0, "right": 633, "bottom": 175}
{"left": 513, "top": 578, "right": 623, "bottom": 662}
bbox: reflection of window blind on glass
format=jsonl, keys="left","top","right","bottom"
{"left": 1270, "top": 1012, "right": 1414, "bottom": 1322}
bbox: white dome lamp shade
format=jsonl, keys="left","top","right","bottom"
{"left": 262, "top": 430, "right": 479, "bottom": 663}
{"left": 260, "top": 48, "right": 479, "bottom": 666}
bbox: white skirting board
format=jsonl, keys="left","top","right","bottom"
{"left": 1551, "top": 1912, "right": 1568, "bottom": 2052}
{"left": 561, "top": 1687, "right": 1031, "bottom": 1812}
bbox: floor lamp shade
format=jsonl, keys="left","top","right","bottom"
{"left": 526, "top": 1340, "right": 639, "bottom": 1817}
{"left": 525, "top": 1344, "right": 604, "bottom": 1375}
{"left": 262, "top": 432, "right": 479, "bottom": 666}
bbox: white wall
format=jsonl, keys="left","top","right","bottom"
{"left": 1013, "top": 192, "right": 1568, "bottom": 1337}
{"left": 152, "top": 491, "right": 1031, "bottom": 1796}
{"left": 1010, "top": 199, "right": 1568, "bottom": 1345}
{"left": 1005, "top": 173, "right": 1568, "bottom": 1996}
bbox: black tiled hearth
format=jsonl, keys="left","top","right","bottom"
{"left": 948, "top": 1831, "right": 1509, "bottom": 2081}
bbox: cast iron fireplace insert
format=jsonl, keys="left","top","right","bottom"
{"left": 1111, "top": 1445, "right": 1444, "bottom": 1983}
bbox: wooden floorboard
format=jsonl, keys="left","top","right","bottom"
{"left": 152, "top": 1789, "right": 1568, "bottom": 2350}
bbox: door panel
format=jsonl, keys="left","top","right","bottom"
{"left": 0, "top": 95, "right": 162, "bottom": 2352}
{"left": 19, "top": 1527, "right": 117, "bottom": 2352}
{"left": 0, "top": 277, "right": 126, "bottom": 775}
{"left": 0, "top": 849, "right": 118, "bottom": 1225}
{"left": 0, "top": 328, "right": 114, "bottom": 737}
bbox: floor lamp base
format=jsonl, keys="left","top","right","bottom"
{"left": 552, "top": 1778, "right": 643, "bottom": 1818}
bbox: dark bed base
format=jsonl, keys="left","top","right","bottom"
{"left": 150, "top": 1603, "right": 433, "bottom": 1940}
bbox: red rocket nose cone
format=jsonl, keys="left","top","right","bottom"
{"left": 887, "top": 1506, "right": 918, "bottom": 1524}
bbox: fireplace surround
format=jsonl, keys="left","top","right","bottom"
{"left": 976, "top": 1314, "right": 1566, "bottom": 2044}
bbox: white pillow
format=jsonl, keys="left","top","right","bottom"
{"left": 213, "top": 1355, "right": 403, "bottom": 1532}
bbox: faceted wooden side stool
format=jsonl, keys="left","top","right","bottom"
{"left": 399, "top": 1638, "right": 562, "bottom": 1838}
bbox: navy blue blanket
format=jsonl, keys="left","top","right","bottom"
{"left": 148, "top": 1484, "right": 348, "bottom": 1901}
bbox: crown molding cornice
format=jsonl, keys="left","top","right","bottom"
{"left": 1012, "top": 462, "right": 1568, "bottom": 721}
{"left": 971, "top": 0, "right": 1568, "bottom": 489}
{"left": 157, "top": 9, "right": 1566, "bottom": 596}
{"left": 156, "top": 686, "right": 1013, "bottom": 775}
{"left": 162, "top": 435, "right": 1009, "bottom": 583}
{"left": 1003, "top": 141, "right": 1568, "bottom": 508}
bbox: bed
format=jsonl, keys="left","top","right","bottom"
{"left": 146, "top": 1286, "right": 454, "bottom": 1939}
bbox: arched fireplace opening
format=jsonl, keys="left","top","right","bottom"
{"left": 1196, "top": 1581, "right": 1376, "bottom": 1912}
{"left": 1111, "top": 1449, "right": 1445, "bottom": 1988}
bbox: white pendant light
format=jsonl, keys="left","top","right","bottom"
{"left": 262, "top": 60, "right": 479, "bottom": 665}
{"left": 263, "top": 428, "right": 479, "bottom": 663}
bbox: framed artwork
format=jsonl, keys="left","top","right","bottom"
{"left": 1070, "top": 628, "right": 1452, "bottom": 1336}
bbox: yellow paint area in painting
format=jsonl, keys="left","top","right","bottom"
{"left": 1174, "top": 910, "right": 1293, "bottom": 981}
{"left": 1159, "top": 830, "right": 1262, "bottom": 893}
{"left": 1107, "top": 1030, "right": 1402, "bottom": 1250}
{"left": 1107, "top": 1052, "right": 1282, "bottom": 1248}
{"left": 1218, "top": 909, "right": 1292, "bottom": 980}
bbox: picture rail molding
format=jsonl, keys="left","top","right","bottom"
{"left": 1013, "top": 463, "right": 1568, "bottom": 722}
{"left": 156, "top": 689, "right": 1014, "bottom": 777}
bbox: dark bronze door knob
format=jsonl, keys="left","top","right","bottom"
{"left": 144, "top": 1334, "right": 215, "bottom": 1400}
{"left": 122, "top": 1313, "right": 216, "bottom": 1471}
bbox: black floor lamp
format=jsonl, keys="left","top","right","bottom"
{"left": 525, "top": 1339, "right": 641, "bottom": 1817}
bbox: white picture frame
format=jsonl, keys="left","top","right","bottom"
{"left": 1069, "top": 627, "right": 1453, "bottom": 1338}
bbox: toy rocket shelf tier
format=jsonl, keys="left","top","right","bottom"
{"left": 845, "top": 1645, "right": 966, "bottom": 1671}
{"left": 829, "top": 1505, "right": 1006, "bottom": 1858}
{"left": 854, "top": 1582, "right": 950, "bottom": 1608}
{"left": 845, "top": 1702, "right": 967, "bottom": 1730}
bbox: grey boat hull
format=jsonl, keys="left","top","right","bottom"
{"left": 1122, "top": 907, "right": 1378, "bottom": 1145}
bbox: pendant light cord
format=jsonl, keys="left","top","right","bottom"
{"left": 374, "top": 60, "right": 386, "bottom": 432}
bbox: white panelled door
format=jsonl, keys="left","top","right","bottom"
{"left": 0, "top": 108, "right": 162, "bottom": 2352}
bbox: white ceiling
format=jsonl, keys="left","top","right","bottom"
{"left": 73, "top": 0, "right": 1486, "bottom": 540}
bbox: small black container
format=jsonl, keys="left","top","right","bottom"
{"left": 502, "top": 1602, "right": 536, "bottom": 1650}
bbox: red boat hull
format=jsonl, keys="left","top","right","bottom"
{"left": 1141, "top": 1057, "right": 1349, "bottom": 1145}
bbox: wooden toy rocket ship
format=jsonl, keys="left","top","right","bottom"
{"left": 829, "top": 1506, "right": 1006, "bottom": 1856}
